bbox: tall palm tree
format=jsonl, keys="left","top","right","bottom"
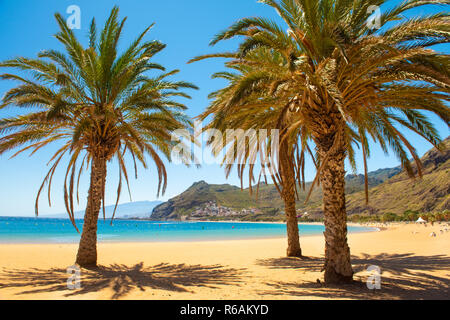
{"left": 193, "top": 48, "right": 314, "bottom": 257}
{"left": 0, "top": 7, "right": 197, "bottom": 268}
{"left": 191, "top": 0, "right": 449, "bottom": 283}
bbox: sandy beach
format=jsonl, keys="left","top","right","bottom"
{"left": 0, "top": 222, "right": 448, "bottom": 300}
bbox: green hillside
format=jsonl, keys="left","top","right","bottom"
{"left": 151, "top": 137, "right": 449, "bottom": 221}
{"left": 150, "top": 166, "right": 402, "bottom": 221}
{"left": 346, "top": 138, "right": 450, "bottom": 217}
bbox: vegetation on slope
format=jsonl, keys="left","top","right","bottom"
{"left": 346, "top": 138, "right": 450, "bottom": 217}
{"left": 152, "top": 138, "right": 449, "bottom": 221}
{"left": 151, "top": 167, "right": 402, "bottom": 220}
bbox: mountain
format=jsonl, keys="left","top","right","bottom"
{"left": 151, "top": 138, "right": 449, "bottom": 221}
{"left": 150, "top": 167, "right": 402, "bottom": 221}
{"left": 45, "top": 200, "right": 163, "bottom": 219}
{"left": 346, "top": 137, "right": 450, "bottom": 216}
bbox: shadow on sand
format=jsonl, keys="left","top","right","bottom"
{"left": 0, "top": 262, "right": 246, "bottom": 299}
{"left": 256, "top": 253, "right": 450, "bottom": 299}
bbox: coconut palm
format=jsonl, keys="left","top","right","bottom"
{"left": 194, "top": 48, "right": 316, "bottom": 257}
{"left": 0, "top": 7, "right": 197, "bottom": 268}
{"left": 191, "top": 0, "right": 450, "bottom": 283}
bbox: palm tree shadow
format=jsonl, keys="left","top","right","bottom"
{"left": 256, "top": 256, "right": 324, "bottom": 272}
{"left": 0, "top": 262, "right": 246, "bottom": 299}
{"left": 256, "top": 253, "right": 450, "bottom": 299}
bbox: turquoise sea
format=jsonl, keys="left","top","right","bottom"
{"left": 0, "top": 216, "right": 374, "bottom": 243}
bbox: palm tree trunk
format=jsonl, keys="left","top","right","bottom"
{"left": 317, "top": 139, "right": 353, "bottom": 284}
{"left": 75, "top": 154, "right": 107, "bottom": 268}
{"left": 279, "top": 138, "right": 302, "bottom": 257}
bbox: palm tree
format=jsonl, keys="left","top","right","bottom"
{"left": 191, "top": 0, "right": 449, "bottom": 283}
{"left": 193, "top": 48, "right": 315, "bottom": 257}
{"left": 0, "top": 7, "right": 197, "bottom": 268}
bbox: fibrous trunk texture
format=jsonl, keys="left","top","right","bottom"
{"left": 316, "top": 124, "right": 353, "bottom": 284}
{"left": 75, "top": 154, "right": 106, "bottom": 268}
{"left": 279, "top": 137, "right": 302, "bottom": 257}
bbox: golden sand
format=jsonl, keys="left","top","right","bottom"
{"left": 0, "top": 222, "right": 448, "bottom": 300}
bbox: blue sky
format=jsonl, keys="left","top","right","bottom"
{"left": 0, "top": 0, "right": 448, "bottom": 216}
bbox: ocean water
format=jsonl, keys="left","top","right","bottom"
{"left": 0, "top": 216, "right": 374, "bottom": 243}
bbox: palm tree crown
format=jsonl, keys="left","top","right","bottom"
{"left": 191, "top": 0, "right": 449, "bottom": 283}
{"left": 0, "top": 7, "right": 198, "bottom": 229}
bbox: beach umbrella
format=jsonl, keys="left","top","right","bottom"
{"left": 416, "top": 217, "right": 426, "bottom": 223}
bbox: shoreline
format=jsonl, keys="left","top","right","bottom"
{"left": 0, "top": 222, "right": 448, "bottom": 299}
{"left": 0, "top": 221, "right": 378, "bottom": 245}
